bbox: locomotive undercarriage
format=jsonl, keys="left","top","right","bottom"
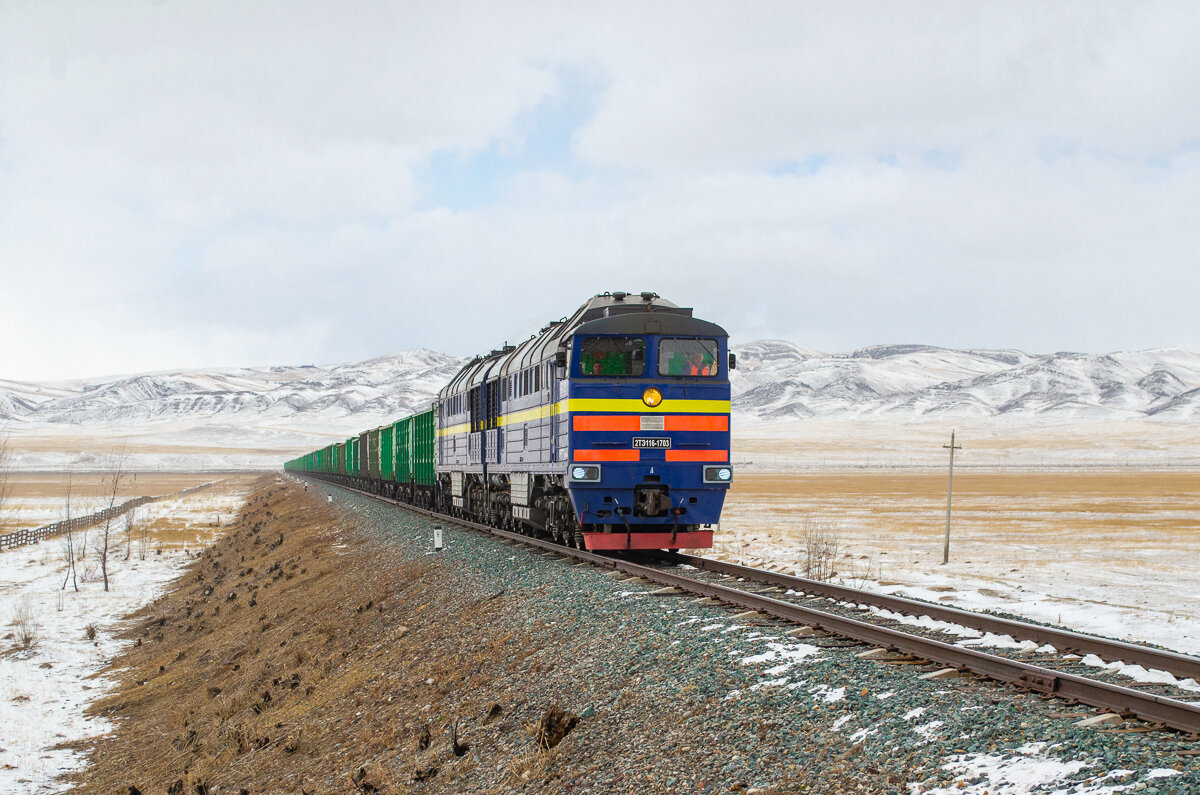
{"left": 439, "top": 471, "right": 587, "bottom": 548}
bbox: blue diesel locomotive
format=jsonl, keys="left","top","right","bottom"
{"left": 289, "top": 291, "right": 734, "bottom": 551}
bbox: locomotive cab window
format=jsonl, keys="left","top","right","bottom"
{"left": 659, "top": 338, "right": 720, "bottom": 377}
{"left": 580, "top": 336, "right": 645, "bottom": 376}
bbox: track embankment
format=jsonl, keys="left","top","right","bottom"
{"left": 73, "top": 478, "right": 1198, "bottom": 794}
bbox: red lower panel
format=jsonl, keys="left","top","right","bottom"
{"left": 584, "top": 531, "right": 714, "bottom": 550}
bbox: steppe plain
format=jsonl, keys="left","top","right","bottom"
{"left": 2, "top": 418, "right": 1198, "bottom": 792}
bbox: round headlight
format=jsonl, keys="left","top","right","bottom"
{"left": 717, "top": 467, "right": 732, "bottom": 481}
{"left": 642, "top": 387, "right": 663, "bottom": 407}
{"left": 572, "top": 466, "right": 588, "bottom": 480}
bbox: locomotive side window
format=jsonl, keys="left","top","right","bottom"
{"left": 580, "top": 336, "right": 646, "bottom": 376}
{"left": 659, "top": 338, "right": 720, "bottom": 377}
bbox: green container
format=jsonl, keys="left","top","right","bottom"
{"left": 367, "top": 428, "right": 381, "bottom": 479}
{"left": 396, "top": 420, "right": 415, "bottom": 482}
{"left": 413, "top": 408, "right": 435, "bottom": 486}
{"left": 380, "top": 424, "right": 395, "bottom": 481}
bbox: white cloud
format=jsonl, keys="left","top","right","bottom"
{"left": 1, "top": 1, "right": 1199, "bottom": 379}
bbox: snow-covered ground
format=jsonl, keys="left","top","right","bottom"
{"left": 715, "top": 534, "right": 1200, "bottom": 657}
{"left": 0, "top": 487, "right": 249, "bottom": 793}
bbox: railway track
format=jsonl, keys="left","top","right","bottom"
{"left": 300, "top": 474, "right": 1200, "bottom": 736}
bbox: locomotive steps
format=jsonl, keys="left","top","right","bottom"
{"left": 74, "top": 478, "right": 1199, "bottom": 793}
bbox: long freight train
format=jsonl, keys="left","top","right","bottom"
{"left": 285, "top": 292, "right": 734, "bottom": 550}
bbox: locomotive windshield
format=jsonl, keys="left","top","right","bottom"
{"left": 580, "top": 336, "right": 646, "bottom": 376}
{"left": 659, "top": 338, "right": 720, "bottom": 377}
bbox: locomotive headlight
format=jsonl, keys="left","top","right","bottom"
{"left": 703, "top": 465, "right": 733, "bottom": 483}
{"left": 642, "top": 387, "right": 663, "bottom": 407}
{"left": 570, "top": 465, "right": 601, "bottom": 482}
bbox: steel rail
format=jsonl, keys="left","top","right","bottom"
{"left": 300, "top": 474, "right": 1200, "bottom": 734}
{"left": 656, "top": 552, "right": 1200, "bottom": 684}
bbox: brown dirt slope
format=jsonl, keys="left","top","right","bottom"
{"left": 72, "top": 477, "right": 561, "bottom": 794}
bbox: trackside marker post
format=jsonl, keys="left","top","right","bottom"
{"left": 434, "top": 525, "right": 443, "bottom": 552}
{"left": 942, "top": 430, "right": 962, "bottom": 565}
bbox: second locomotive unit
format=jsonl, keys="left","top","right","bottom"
{"left": 286, "top": 291, "right": 735, "bottom": 551}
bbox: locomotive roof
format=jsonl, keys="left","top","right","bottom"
{"left": 439, "top": 292, "right": 728, "bottom": 397}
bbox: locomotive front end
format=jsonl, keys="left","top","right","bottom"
{"left": 563, "top": 295, "right": 733, "bottom": 550}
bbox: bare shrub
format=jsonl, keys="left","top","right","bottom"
{"left": 801, "top": 518, "right": 841, "bottom": 581}
{"left": 504, "top": 748, "right": 552, "bottom": 785}
{"left": 12, "top": 597, "right": 39, "bottom": 649}
{"left": 839, "top": 554, "right": 881, "bottom": 589}
{"left": 79, "top": 562, "right": 99, "bottom": 584}
{"left": 84, "top": 623, "right": 97, "bottom": 641}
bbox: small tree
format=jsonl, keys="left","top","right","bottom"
{"left": 138, "top": 511, "right": 150, "bottom": 560}
{"left": 61, "top": 464, "right": 79, "bottom": 592}
{"left": 0, "top": 433, "right": 12, "bottom": 527}
{"left": 123, "top": 509, "right": 136, "bottom": 561}
{"left": 99, "top": 446, "right": 133, "bottom": 592}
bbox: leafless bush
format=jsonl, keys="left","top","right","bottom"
{"left": 84, "top": 623, "right": 97, "bottom": 641}
{"left": 79, "top": 562, "right": 99, "bottom": 584}
{"left": 12, "top": 597, "right": 39, "bottom": 649}
{"left": 839, "top": 554, "right": 881, "bottom": 589}
{"left": 801, "top": 518, "right": 840, "bottom": 581}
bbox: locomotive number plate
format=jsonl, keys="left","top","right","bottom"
{"left": 632, "top": 437, "right": 671, "bottom": 449}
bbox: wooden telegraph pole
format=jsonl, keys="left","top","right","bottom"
{"left": 942, "top": 431, "right": 962, "bottom": 564}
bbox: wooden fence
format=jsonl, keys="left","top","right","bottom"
{"left": 0, "top": 495, "right": 158, "bottom": 551}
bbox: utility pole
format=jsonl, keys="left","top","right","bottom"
{"left": 942, "top": 430, "right": 962, "bottom": 564}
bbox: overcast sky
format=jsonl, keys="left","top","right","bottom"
{"left": 3, "top": 2, "right": 1199, "bottom": 380}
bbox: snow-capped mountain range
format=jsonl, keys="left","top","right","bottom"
{"left": 3, "top": 341, "right": 1200, "bottom": 429}
{"left": 0, "top": 349, "right": 461, "bottom": 427}
{"left": 731, "top": 341, "right": 1200, "bottom": 421}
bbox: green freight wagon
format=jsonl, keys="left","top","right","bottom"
{"left": 413, "top": 408, "right": 435, "bottom": 486}
{"left": 380, "top": 424, "right": 395, "bottom": 482}
{"left": 392, "top": 409, "right": 435, "bottom": 486}
{"left": 394, "top": 415, "right": 413, "bottom": 483}
{"left": 358, "top": 431, "right": 369, "bottom": 479}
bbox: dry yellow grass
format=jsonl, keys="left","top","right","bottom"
{"left": 3, "top": 472, "right": 225, "bottom": 500}
{"left": 0, "top": 473, "right": 258, "bottom": 538}
{"left": 720, "top": 470, "right": 1200, "bottom": 566}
